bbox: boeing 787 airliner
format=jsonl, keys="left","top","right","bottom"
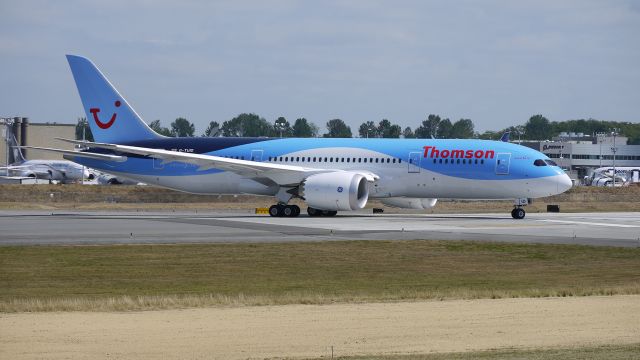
{"left": 25, "top": 55, "right": 572, "bottom": 219}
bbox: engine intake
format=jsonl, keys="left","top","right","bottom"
{"left": 302, "top": 172, "right": 369, "bottom": 211}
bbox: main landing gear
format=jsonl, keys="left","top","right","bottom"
{"left": 307, "top": 207, "right": 337, "bottom": 217}
{"left": 269, "top": 204, "right": 301, "bottom": 217}
{"left": 511, "top": 198, "right": 528, "bottom": 219}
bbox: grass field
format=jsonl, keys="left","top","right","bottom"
{"left": 1, "top": 240, "right": 639, "bottom": 312}
{"left": 315, "top": 343, "right": 640, "bottom": 360}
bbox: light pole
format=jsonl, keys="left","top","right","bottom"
{"left": 611, "top": 129, "right": 618, "bottom": 187}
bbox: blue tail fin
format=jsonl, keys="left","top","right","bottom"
{"left": 66, "top": 55, "right": 161, "bottom": 143}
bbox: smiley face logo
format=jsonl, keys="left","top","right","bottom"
{"left": 89, "top": 100, "right": 121, "bottom": 129}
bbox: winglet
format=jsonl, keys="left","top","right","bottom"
{"left": 500, "top": 131, "right": 510, "bottom": 142}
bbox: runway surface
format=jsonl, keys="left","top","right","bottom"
{"left": 1, "top": 210, "right": 639, "bottom": 247}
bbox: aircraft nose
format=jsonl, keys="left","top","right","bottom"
{"left": 557, "top": 173, "right": 573, "bottom": 193}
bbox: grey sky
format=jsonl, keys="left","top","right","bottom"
{"left": 1, "top": 0, "right": 638, "bottom": 134}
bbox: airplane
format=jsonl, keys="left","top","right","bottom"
{"left": 23, "top": 55, "right": 572, "bottom": 219}
{"left": 1, "top": 123, "right": 94, "bottom": 183}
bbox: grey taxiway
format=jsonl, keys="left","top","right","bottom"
{"left": 1, "top": 210, "right": 639, "bottom": 247}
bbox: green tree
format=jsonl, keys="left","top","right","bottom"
{"left": 477, "top": 130, "right": 499, "bottom": 140}
{"left": 524, "top": 114, "right": 552, "bottom": 140}
{"left": 274, "top": 117, "right": 292, "bottom": 137}
{"left": 148, "top": 119, "right": 172, "bottom": 137}
{"left": 170, "top": 117, "right": 195, "bottom": 137}
{"left": 436, "top": 118, "right": 452, "bottom": 138}
{"left": 415, "top": 114, "right": 442, "bottom": 138}
{"left": 203, "top": 121, "right": 220, "bottom": 137}
{"left": 402, "top": 127, "right": 415, "bottom": 139}
{"left": 222, "top": 113, "right": 273, "bottom": 137}
{"left": 292, "top": 118, "right": 317, "bottom": 137}
{"left": 450, "top": 118, "right": 475, "bottom": 138}
{"left": 358, "top": 121, "right": 377, "bottom": 138}
{"left": 324, "top": 119, "right": 352, "bottom": 138}
{"left": 75, "top": 117, "right": 94, "bottom": 142}
{"left": 377, "top": 119, "right": 402, "bottom": 138}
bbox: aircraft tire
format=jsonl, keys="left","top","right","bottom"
{"left": 511, "top": 208, "right": 525, "bottom": 219}
{"left": 269, "top": 205, "right": 281, "bottom": 217}
{"left": 291, "top": 205, "right": 301, "bottom": 217}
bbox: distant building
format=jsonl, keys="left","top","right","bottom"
{"left": 520, "top": 132, "right": 640, "bottom": 183}
{"left": 1, "top": 117, "right": 75, "bottom": 165}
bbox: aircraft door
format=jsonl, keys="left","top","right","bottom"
{"left": 251, "top": 150, "right": 263, "bottom": 162}
{"left": 408, "top": 152, "right": 421, "bottom": 173}
{"left": 495, "top": 153, "right": 511, "bottom": 175}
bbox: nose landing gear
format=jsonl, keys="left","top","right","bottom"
{"left": 511, "top": 198, "right": 529, "bottom": 219}
{"left": 268, "top": 204, "right": 301, "bottom": 217}
{"left": 511, "top": 207, "right": 526, "bottom": 219}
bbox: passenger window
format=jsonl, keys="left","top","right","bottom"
{"left": 364, "top": 158, "right": 368, "bottom": 163}
{"left": 341, "top": 158, "right": 345, "bottom": 162}
{"left": 457, "top": 159, "right": 460, "bottom": 164}
{"left": 313, "top": 157, "right": 316, "bottom": 162}
{"left": 399, "top": 159, "right": 401, "bottom": 163}
{"left": 481, "top": 159, "right": 484, "bottom": 164}
{"left": 393, "top": 159, "right": 396, "bottom": 163}
{"left": 439, "top": 159, "right": 442, "bottom": 164}
{"left": 358, "top": 158, "right": 362, "bottom": 163}
{"left": 433, "top": 159, "right": 436, "bottom": 164}
{"left": 475, "top": 159, "right": 478, "bottom": 164}
{"left": 296, "top": 157, "right": 300, "bottom": 162}
{"left": 324, "top": 157, "right": 328, "bottom": 162}
{"left": 375, "top": 159, "right": 379, "bottom": 163}
{"left": 387, "top": 158, "right": 390, "bottom": 163}
{"left": 347, "top": 158, "right": 350, "bottom": 163}
{"left": 445, "top": 159, "right": 448, "bottom": 164}
{"left": 285, "top": 157, "right": 289, "bottom": 161}
{"left": 330, "top": 157, "right": 333, "bottom": 162}
{"left": 301, "top": 157, "right": 305, "bottom": 162}
{"left": 370, "top": 158, "right": 373, "bottom": 163}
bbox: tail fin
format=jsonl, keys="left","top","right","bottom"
{"left": 66, "top": 55, "right": 162, "bottom": 143}
{"left": 4, "top": 124, "right": 25, "bottom": 164}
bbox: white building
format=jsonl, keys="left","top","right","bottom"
{"left": 522, "top": 133, "right": 640, "bottom": 184}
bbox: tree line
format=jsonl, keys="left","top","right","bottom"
{"left": 75, "top": 114, "right": 640, "bottom": 144}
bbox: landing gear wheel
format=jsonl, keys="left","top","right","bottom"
{"left": 322, "top": 210, "right": 337, "bottom": 217}
{"left": 511, "top": 208, "right": 525, "bottom": 219}
{"left": 307, "top": 207, "right": 320, "bottom": 217}
{"left": 291, "top": 205, "right": 300, "bottom": 217}
{"left": 269, "top": 205, "right": 282, "bottom": 217}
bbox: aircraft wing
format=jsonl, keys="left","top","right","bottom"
{"left": 53, "top": 139, "right": 380, "bottom": 186}
{"left": 17, "top": 146, "right": 128, "bottom": 162}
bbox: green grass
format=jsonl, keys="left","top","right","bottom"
{"left": 309, "top": 343, "right": 640, "bottom": 359}
{"left": 1, "top": 240, "right": 639, "bottom": 311}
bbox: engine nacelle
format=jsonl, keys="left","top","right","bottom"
{"left": 302, "top": 172, "right": 369, "bottom": 211}
{"left": 380, "top": 197, "right": 438, "bottom": 210}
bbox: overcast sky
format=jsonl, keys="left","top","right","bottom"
{"left": 1, "top": 0, "right": 638, "bottom": 134}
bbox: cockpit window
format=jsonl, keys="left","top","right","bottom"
{"left": 533, "top": 159, "right": 547, "bottom": 166}
{"left": 544, "top": 159, "right": 558, "bottom": 167}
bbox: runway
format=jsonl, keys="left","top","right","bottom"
{"left": 1, "top": 210, "right": 639, "bottom": 247}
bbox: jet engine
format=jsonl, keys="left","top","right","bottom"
{"left": 380, "top": 197, "right": 438, "bottom": 210}
{"left": 301, "top": 172, "right": 369, "bottom": 211}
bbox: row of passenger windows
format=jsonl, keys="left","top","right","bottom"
{"left": 431, "top": 158, "right": 485, "bottom": 165}
{"left": 268, "top": 156, "right": 402, "bottom": 164}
